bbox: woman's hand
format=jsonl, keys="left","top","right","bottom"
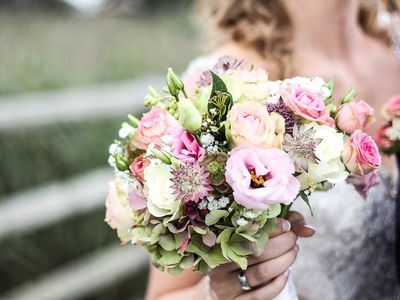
{"left": 207, "top": 214, "right": 315, "bottom": 300}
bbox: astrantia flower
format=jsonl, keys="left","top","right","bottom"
{"left": 172, "top": 162, "right": 212, "bottom": 203}
{"left": 197, "top": 55, "right": 244, "bottom": 87}
{"left": 283, "top": 124, "right": 319, "bottom": 171}
{"left": 267, "top": 101, "right": 296, "bottom": 134}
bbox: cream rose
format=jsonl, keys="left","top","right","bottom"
{"left": 143, "top": 160, "right": 180, "bottom": 217}
{"left": 105, "top": 179, "right": 135, "bottom": 244}
{"left": 226, "top": 101, "right": 285, "bottom": 149}
{"left": 222, "top": 69, "right": 269, "bottom": 102}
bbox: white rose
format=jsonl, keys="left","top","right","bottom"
{"left": 298, "top": 123, "right": 349, "bottom": 189}
{"left": 105, "top": 179, "right": 135, "bottom": 244}
{"left": 222, "top": 69, "right": 269, "bottom": 102}
{"left": 143, "top": 160, "right": 179, "bottom": 217}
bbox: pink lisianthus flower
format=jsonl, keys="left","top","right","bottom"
{"left": 131, "top": 107, "right": 183, "bottom": 149}
{"left": 336, "top": 100, "right": 375, "bottom": 134}
{"left": 342, "top": 130, "right": 381, "bottom": 176}
{"left": 281, "top": 86, "right": 334, "bottom": 125}
{"left": 172, "top": 130, "right": 205, "bottom": 164}
{"left": 382, "top": 95, "right": 400, "bottom": 120}
{"left": 129, "top": 155, "right": 150, "bottom": 182}
{"left": 128, "top": 178, "right": 147, "bottom": 211}
{"left": 225, "top": 146, "right": 300, "bottom": 210}
{"left": 346, "top": 171, "right": 380, "bottom": 199}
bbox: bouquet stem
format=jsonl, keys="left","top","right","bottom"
{"left": 279, "top": 203, "right": 293, "bottom": 219}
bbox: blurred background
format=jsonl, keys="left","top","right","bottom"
{"left": 0, "top": 1, "right": 199, "bottom": 299}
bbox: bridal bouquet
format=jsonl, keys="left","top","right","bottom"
{"left": 376, "top": 96, "right": 400, "bottom": 154}
{"left": 105, "top": 56, "right": 381, "bottom": 274}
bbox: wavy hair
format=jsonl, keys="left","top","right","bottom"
{"left": 198, "top": 0, "right": 394, "bottom": 78}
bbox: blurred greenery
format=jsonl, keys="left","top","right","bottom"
{"left": 0, "top": 10, "right": 198, "bottom": 96}
{"left": 0, "top": 117, "right": 125, "bottom": 197}
{"left": 0, "top": 207, "right": 117, "bottom": 293}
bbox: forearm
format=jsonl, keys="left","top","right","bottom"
{"left": 148, "top": 277, "right": 207, "bottom": 300}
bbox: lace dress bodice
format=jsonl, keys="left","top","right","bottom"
{"left": 291, "top": 171, "right": 400, "bottom": 300}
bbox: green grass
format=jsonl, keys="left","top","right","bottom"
{"left": 0, "top": 207, "right": 118, "bottom": 293}
{"left": 0, "top": 117, "right": 124, "bottom": 196}
{"left": 0, "top": 11, "right": 199, "bottom": 95}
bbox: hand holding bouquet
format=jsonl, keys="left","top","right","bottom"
{"left": 105, "top": 56, "right": 381, "bottom": 275}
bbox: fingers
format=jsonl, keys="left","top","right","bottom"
{"left": 244, "top": 248, "right": 297, "bottom": 288}
{"left": 235, "top": 273, "right": 289, "bottom": 300}
{"left": 288, "top": 211, "right": 316, "bottom": 237}
{"left": 269, "top": 218, "right": 292, "bottom": 238}
{"left": 248, "top": 231, "right": 297, "bottom": 264}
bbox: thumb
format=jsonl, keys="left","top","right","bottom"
{"left": 288, "top": 211, "right": 316, "bottom": 237}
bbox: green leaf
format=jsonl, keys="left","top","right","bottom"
{"left": 265, "top": 204, "right": 282, "bottom": 218}
{"left": 174, "top": 232, "right": 186, "bottom": 250}
{"left": 158, "top": 251, "right": 183, "bottom": 266}
{"left": 191, "top": 226, "right": 207, "bottom": 235}
{"left": 254, "top": 227, "right": 270, "bottom": 257}
{"left": 205, "top": 210, "right": 229, "bottom": 226}
{"left": 207, "top": 246, "right": 230, "bottom": 265}
{"left": 210, "top": 71, "right": 228, "bottom": 96}
{"left": 167, "top": 266, "right": 184, "bottom": 275}
{"left": 216, "top": 228, "right": 234, "bottom": 244}
{"left": 231, "top": 242, "right": 254, "bottom": 256}
{"left": 227, "top": 247, "right": 248, "bottom": 270}
{"left": 230, "top": 233, "right": 249, "bottom": 243}
{"left": 179, "top": 255, "right": 195, "bottom": 270}
{"left": 238, "top": 233, "right": 257, "bottom": 242}
{"left": 197, "top": 260, "right": 210, "bottom": 274}
{"left": 300, "top": 191, "right": 314, "bottom": 216}
{"left": 150, "top": 223, "right": 165, "bottom": 244}
{"left": 159, "top": 234, "right": 176, "bottom": 251}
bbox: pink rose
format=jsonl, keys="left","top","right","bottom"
{"left": 131, "top": 107, "right": 183, "bottom": 149}
{"left": 383, "top": 95, "right": 400, "bottom": 120}
{"left": 336, "top": 100, "right": 375, "bottom": 134}
{"left": 129, "top": 155, "right": 150, "bottom": 181}
{"left": 225, "top": 146, "right": 300, "bottom": 210}
{"left": 375, "top": 124, "right": 394, "bottom": 149}
{"left": 172, "top": 130, "right": 205, "bottom": 163}
{"left": 346, "top": 172, "right": 380, "bottom": 199}
{"left": 128, "top": 179, "right": 147, "bottom": 211}
{"left": 342, "top": 130, "right": 381, "bottom": 176}
{"left": 282, "top": 86, "right": 333, "bottom": 124}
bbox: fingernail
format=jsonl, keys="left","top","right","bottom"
{"left": 304, "top": 224, "right": 316, "bottom": 232}
{"left": 284, "top": 267, "right": 292, "bottom": 277}
{"left": 282, "top": 219, "right": 291, "bottom": 232}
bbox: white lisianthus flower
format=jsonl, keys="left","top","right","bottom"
{"left": 118, "top": 122, "right": 135, "bottom": 139}
{"left": 143, "top": 160, "right": 179, "bottom": 217}
{"left": 221, "top": 68, "right": 269, "bottom": 103}
{"left": 298, "top": 123, "right": 349, "bottom": 189}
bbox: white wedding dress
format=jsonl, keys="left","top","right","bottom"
{"left": 183, "top": 50, "right": 399, "bottom": 300}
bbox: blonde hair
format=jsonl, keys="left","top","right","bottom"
{"left": 198, "top": 0, "right": 393, "bottom": 78}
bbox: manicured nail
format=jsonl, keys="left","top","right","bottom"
{"left": 304, "top": 224, "right": 316, "bottom": 232}
{"left": 284, "top": 267, "right": 292, "bottom": 277}
{"left": 282, "top": 219, "right": 291, "bottom": 232}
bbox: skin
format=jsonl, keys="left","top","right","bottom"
{"left": 146, "top": 0, "right": 400, "bottom": 298}
{"left": 146, "top": 213, "right": 315, "bottom": 300}
{"left": 213, "top": 0, "right": 400, "bottom": 171}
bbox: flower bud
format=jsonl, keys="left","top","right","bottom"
{"left": 151, "top": 148, "right": 171, "bottom": 164}
{"left": 178, "top": 98, "right": 202, "bottom": 132}
{"left": 168, "top": 68, "right": 184, "bottom": 91}
{"left": 127, "top": 114, "right": 140, "bottom": 128}
{"left": 114, "top": 154, "right": 129, "bottom": 171}
{"left": 167, "top": 76, "right": 178, "bottom": 97}
{"left": 340, "top": 89, "right": 357, "bottom": 105}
